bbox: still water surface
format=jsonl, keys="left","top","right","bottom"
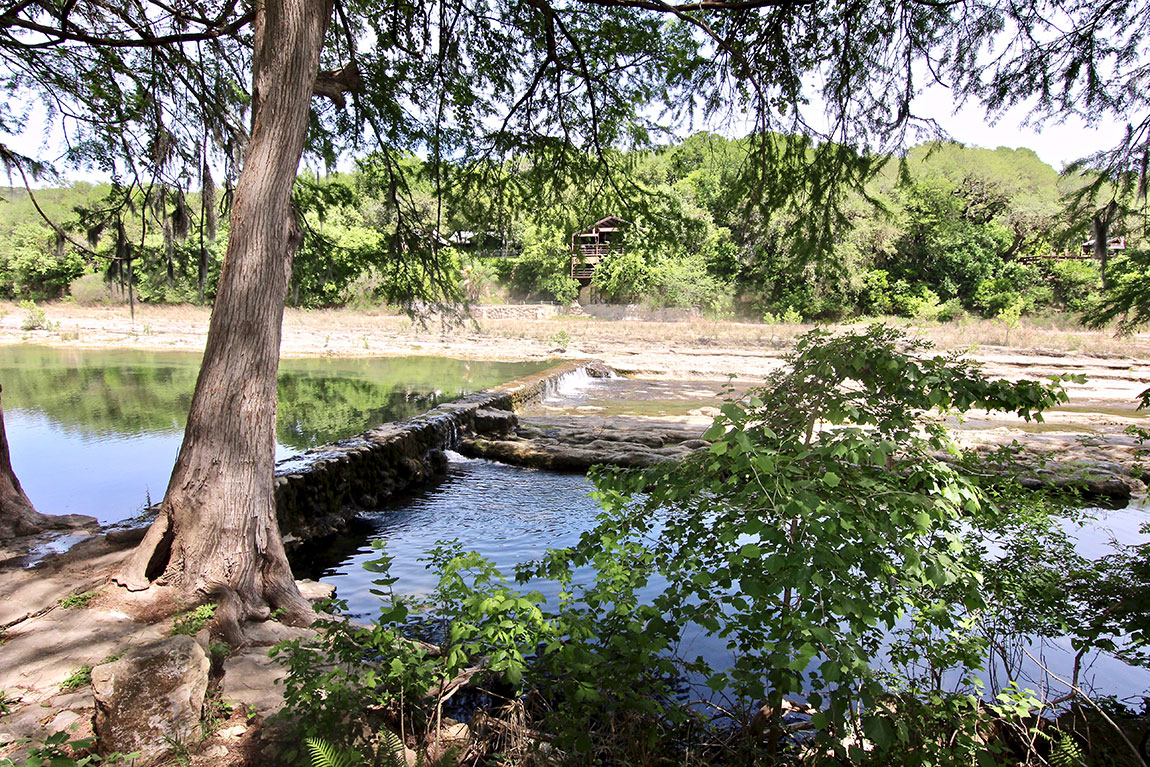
{"left": 0, "top": 345, "right": 549, "bottom": 522}
{"left": 4, "top": 344, "right": 1147, "bottom": 704}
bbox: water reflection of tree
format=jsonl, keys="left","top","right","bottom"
{"left": 0, "top": 347, "right": 544, "bottom": 446}
{"left": 275, "top": 377, "right": 447, "bottom": 449}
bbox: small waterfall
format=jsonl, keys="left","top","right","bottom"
{"left": 417, "top": 410, "right": 462, "bottom": 451}
{"left": 443, "top": 416, "right": 461, "bottom": 450}
{"left": 275, "top": 360, "right": 617, "bottom": 545}
{"left": 542, "top": 366, "right": 606, "bottom": 402}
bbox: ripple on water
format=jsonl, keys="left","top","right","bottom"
{"left": 306, "top": 457, "right": 603, "bottom": 617}
{"left": 302, "top": 456, "right": 1150, "bottom": 703}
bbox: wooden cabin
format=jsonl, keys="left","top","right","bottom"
{"left": 570, "top": 216, "right": 629, "bottom": 281}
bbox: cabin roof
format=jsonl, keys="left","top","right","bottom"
{"left": 1081, "top": 236, "right": 1126, "bottom": 250}
{"left": 573, "top": 216, "right": 630, "bottom": 237}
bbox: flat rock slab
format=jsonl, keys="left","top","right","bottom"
{"left": 458, "top": 415, "right": 708, "bottom": 471}
{"left": 0, "top": 607, "right": 169, "bottom": 701}
{"left": 219, "top": 620, "right": 317, "bottom": 717}
{"left": 221, "top": 649, "right": 286, "bottom": 718}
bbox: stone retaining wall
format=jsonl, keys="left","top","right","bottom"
{"left": 274, "top": 361, "right": 596, "bottom": 548}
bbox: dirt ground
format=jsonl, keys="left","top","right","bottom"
{"left": 0, "top": 301, "right": 1147, "bottom": 764}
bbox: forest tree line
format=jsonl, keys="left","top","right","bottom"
{"left": 0, "top": 134, "right": 1135, "bottom": 323}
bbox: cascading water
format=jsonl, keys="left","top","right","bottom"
{"left": 541, "top": 366, "right": 615, "bottom": 403}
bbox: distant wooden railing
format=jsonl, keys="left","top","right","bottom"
{"left": 575, "top": 244, "right": 620, "bottom": 258}
{"left": 570, "top": 243, "right": 623, "bottom": 279}
{"left": 1017, "top": 252, "right": 1094, "bottom": 264}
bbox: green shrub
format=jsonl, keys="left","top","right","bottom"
{"left": 645, "top": 252, "right": 732, "bottom": 312}
{"left": 858, "top": 269, "right": 894, "bottom": 315}
{"left": 3, "top": 224, "right": 85, "bottom": 299}
{"left": 566, "top": 326, "right": 1074, "bottom": 761}
{"left": 503, "top": 222, "right": 579, "bottom": 303}
{"left": 973, "top": 277, "right": 1025, "bottom": 316}
{"left": 19, "top": 300, "right": 47, "bottom": 330}
{"left": 936, "top": 297, "right": 966, "bottom": 322}
{"left": 893, "top": 285, "right": 944, "bottom": 319}
{"left": 1049, "top": 259, "right": 1100, "bottom": 311}
{"left": 592, "top": 249, "right": 651, "bottom": 303}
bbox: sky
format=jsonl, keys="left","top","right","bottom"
{"left": 911, "top": 85, "right": 1127, "bottom": 171}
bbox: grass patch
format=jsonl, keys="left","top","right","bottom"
{"left": 170, "top": 604, "right": 216, "bottom": 636}
{"left": 0, "top": 689, "right": 18, "bottom": 715}
{"left": 58, "top": 590, "right": 101, "bottom": 610}
{"left": 59, "top": 665, "right": 92, "bottom": 692}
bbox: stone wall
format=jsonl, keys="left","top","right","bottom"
{"left": 273, "top": 361, "right": 596, "bottom": 548}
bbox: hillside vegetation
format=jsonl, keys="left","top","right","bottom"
{"left": 0, "top": 137, "right": 1130, "bottom": 324}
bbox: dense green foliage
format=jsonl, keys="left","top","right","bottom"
{"left": 4, "top": 138, "right": 1139, "bottom": 323}
{"left": 0, "top": 731, "right": 136, "bottom": 767}
{"left": 274, "top": 327, "right": 1145, "bottom": 765}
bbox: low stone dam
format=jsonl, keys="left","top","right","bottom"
{"left": 273, "top": 361, "right": 621, "bottom": 548}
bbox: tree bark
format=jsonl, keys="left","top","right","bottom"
{"left": 115, "top": 0, "right": 332, "bottom": 638}
{"left": 0, "top": 384, "right": 96, "bottom": 539}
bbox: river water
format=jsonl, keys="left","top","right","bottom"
{"left": 4, "top": 345, "right": 1148, "bottom": 705}
{"left": 0, "top": 345, "right": 549, "bottom": 522}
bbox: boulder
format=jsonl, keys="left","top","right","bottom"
{"left": 295, "top": 579, "right": 336, "bottom": 605}
{"left": 220, "top": 647, "right": 288, "bottom": 718}
{"left": 91, "top": 635, "right": 210, "bottom": 763}
{"left": 471, "top": 407, "right": 518, "bottom": 436}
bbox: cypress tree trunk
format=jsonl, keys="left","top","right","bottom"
{"left": 115, "top": 0, "right": 332, "bottom": 640}
{"left": 0, "top": 385, "right": 95, "bottom": 539}
{"left": 0, "top": 383, "right": 44, "bottom": 539}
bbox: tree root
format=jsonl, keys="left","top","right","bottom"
{"left": 0, "top": 507, "right": 97, "bottom": 540}
{"left": 112, "top": 509, "right": 316, "bottom": 646}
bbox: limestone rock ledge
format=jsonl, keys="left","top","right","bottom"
{"left": 458, "top": 415, "right": 709, "bottom": 471}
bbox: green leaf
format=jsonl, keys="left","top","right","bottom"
{"left": 705, "top": 672, "right": 729, "bottom": 691}
{"left": 862, "top": 715, "right": 894, "bottom": 751}
{"left": 821, "top": 472, "right": 841, "bottom": 488}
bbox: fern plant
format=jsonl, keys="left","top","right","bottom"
{"left": 305, "top": 731, "right": 452, "bottom": 767}
{"left": 1048, "top": 732, "right": 1087, "bottom": 767}
{"left": 305, "top": 738, "right": 360, "bottom": 767}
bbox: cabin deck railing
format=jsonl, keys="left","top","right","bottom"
{"left": 570, "top": 244, "right": 623, "bottom": 278}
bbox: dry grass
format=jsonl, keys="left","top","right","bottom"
{"left": 4, "top": 301, "right": 1147, "bottom": 361}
